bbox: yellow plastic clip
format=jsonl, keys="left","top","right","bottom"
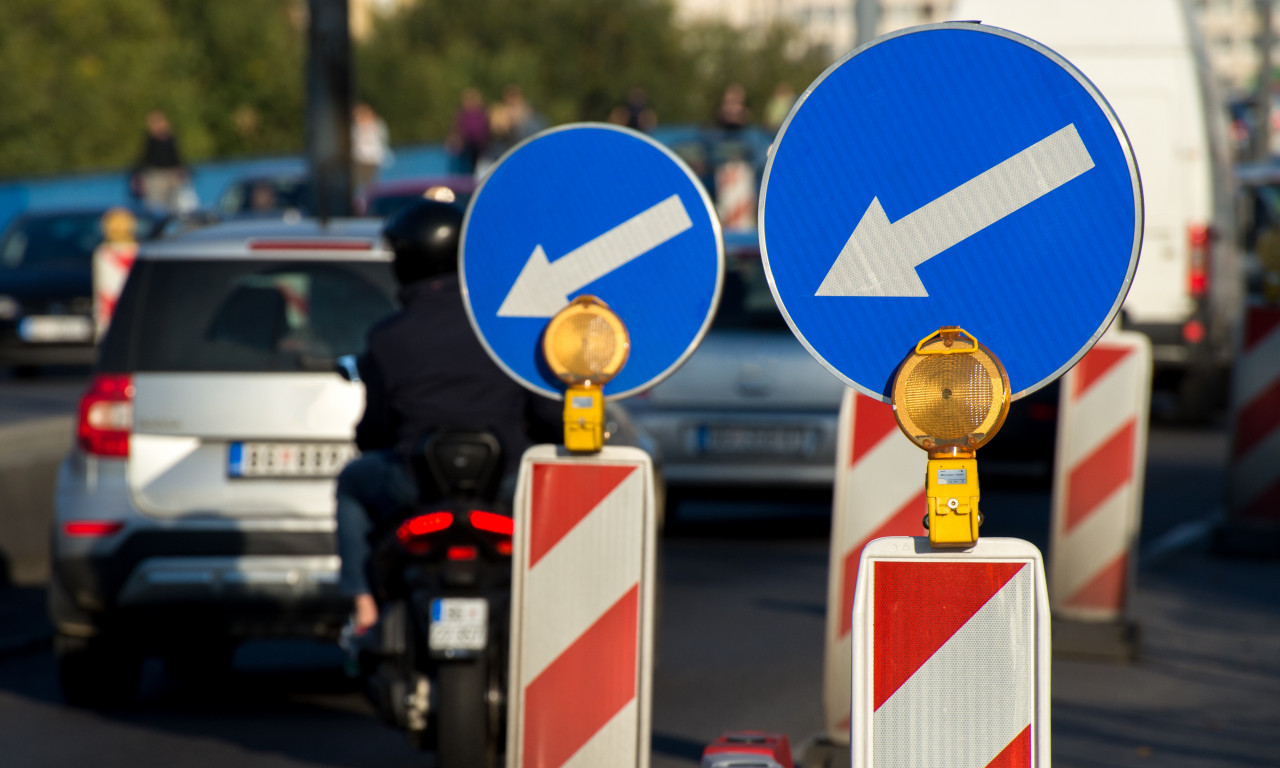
{"left": 914, "top": 326, "right": 979, "bottom": 355}
{"left": 563, "top": 384, "right": 605, "bottom": 453}
{"left": 925, "top": 456, "right": 981, "bottom": 547}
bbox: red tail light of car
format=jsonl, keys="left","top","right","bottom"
{"left": 78, "top": 374, "right": 134, "bottom": 457}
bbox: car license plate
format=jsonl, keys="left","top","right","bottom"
{"left": 429, "top": 598, "right": 488, "bottom": 653}
{"left": 17, "top": 315, "right": 93, "bottom": 343}
{"left": 227, "top": 442, "right": 357, "bottom": 478}
{"left": 693, "top": 425, "right": 817, "bottom": 456}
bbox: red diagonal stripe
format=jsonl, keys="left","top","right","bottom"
{"left": 850, "top": 393, "right": 899, "bottom": 466}
{"left": 1064, "top": 552, "right": 1128, "bottom": 611}
{"left": 1064, "top": 420, "right": 1136, "bottom": 535}
{"left": 838, "top": 489, "right": 926, "bottom": 637}
{"left": 986, "top": 724, "right": 1032, "bottom": 768}
{"left": 522, "top": 585, "right": 638, "bottom": 768}
{"left": 529, "top": 463, "right": 636, "bottom": 567}
{"left": 1232, "top": 376, "right": 1280, "bottom": 459}
{"left": 1240, "top": 474, "right": 1280, "bottom": 521}
{"left": 1071, "top": 344, "right": 1132, "bottom": 400}
{"left": 873, "top": 562, "right": 1025, "bottom": 711}
{"left": 1243, "top": 307, "right": 1280, "bottom": 351}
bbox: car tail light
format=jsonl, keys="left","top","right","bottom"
{"left": 78, "top": 374, "right": 134, "bottom": 457}
{"left": 446, "top": 545, "right": 478, "bottom": 561}
{"left": 469, "top": 510, "right": 514, "bottom": 535}
{"left": 1188, "top": 224, "right": 1211, "bottom": 299}
{"left": 395, "top": 511, "right": 453, "bottom": 554}
{"left": 63, "top": 521, "right": 125, "bottom": 538}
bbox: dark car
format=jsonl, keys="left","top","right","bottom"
{"left": 216, "top": 172, "right": 314, "bottom": 218}
{"left": 358, "top": 175, "right": 477, "bottom": 217}
{"left": 0, "top": 207, "right": 161, "bottom": 372}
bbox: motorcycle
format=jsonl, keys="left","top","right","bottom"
{"left": 351, "top": 428, "right": 512, "bottom": 767}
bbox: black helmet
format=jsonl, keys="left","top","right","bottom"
{"left": 382, "top": 199, "right": 464, "bottom": 285}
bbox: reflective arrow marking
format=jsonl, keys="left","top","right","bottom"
{"left": 497, "top": 194, "right": 693, "bottom": 317}
{"left": 815, "top": 124, "right": 1095, "bottom": 298}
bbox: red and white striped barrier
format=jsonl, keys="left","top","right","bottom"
{"left": 714, "top": 159, "right": 757, "bottom": 232}
{"left": 1226, "top": 306, "right": 1280, "bottom": 539}
{"left": 823, "top": 389, "right": 926, "bottom": 744}
{"left": 506, "top": 445, "right": 657, "bottom": 768}
{"left": 92, "top": 241, "right": 138, "bottom": 339}
{"left": 851, "top": 537, "right": 1052, "bottom": 768}
{"left": 1048, "top": 329, "right": 1151, "bottom": 622}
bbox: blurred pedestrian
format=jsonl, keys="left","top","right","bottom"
{"left": 484, "top": 85, "right": 548, "bottom": 171}
{"left": 608, "top": 87, "right": 657, "bottom": 133}
{"left": 130, "top": 111, "right": 188, "bottom": 210}
{"left": 352, "top": 102, "right": 391, "bottom": 193}
{"left": 716, "top": 83, "right": 752, "bottom": 133}
{"left": 764, "top": 82, "right": 796, "bottom": 134}
{"left": 448, "top": 88, "right": 491, "bottom": 176}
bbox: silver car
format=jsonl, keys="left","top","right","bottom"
{"left": 625, "top": 231, "right": 846, "bottom": 491}
{"left": 49, "top": 218, "right": 397, "bottom": 705}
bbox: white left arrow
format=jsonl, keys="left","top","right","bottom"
{"left": 497, "top": 194, "right": 694, "bottom": 317}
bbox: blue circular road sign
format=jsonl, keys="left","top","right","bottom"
{"left": 461, "top": 123, "right": 723, "bottom": 399}
{"left": 761, "top": 23, "right": 1142, "bottom": 400}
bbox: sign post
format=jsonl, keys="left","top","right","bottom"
{"left": 760, "top": 22, "right": 1142, "bottom": 766}
{"left": 460, "top": 123, "right": 723, "bottom": 768}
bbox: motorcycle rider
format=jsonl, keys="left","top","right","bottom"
{"left": 335, "top": 199, "right": 561, "bottom": 633}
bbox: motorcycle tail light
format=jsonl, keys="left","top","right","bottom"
{"left": 469, "top": 510, "right": 514, "bottom": 535}
{"left": 396, "top": 511, "right": 453, "bottom": 554}
{"left": 446, "top": 545, "right": 478, "bottom": 561}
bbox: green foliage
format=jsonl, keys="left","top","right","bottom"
{"left": 355, "top": 0, "right": 830, "bottom": 145}
{"left": 0, "top": 0, "right": 304, "bottom": 178}
{"left": 0, "top": 0, "right": 830, "bottom": 177}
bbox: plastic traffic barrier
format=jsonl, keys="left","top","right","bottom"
{"left": 850, "top": 537, "right": 1052, "bottom": 768}
{"left": 506, "top": 445, "right": 658, "bottom": 768}
{"left": 701, "top": 731, "right": 793, "bottom": 768}
{"left": 822, "top": 389, "right": 926, "bottom": 744}
{"left": 1220, "top": 306, "right": 1280, "bottom": 555}
{"left": 1048, "top": 329, "right": 1151, "bottom": 659}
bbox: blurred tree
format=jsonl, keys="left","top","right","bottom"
{"left": 0, "top": 0, "right": 207, "bottom": 177}
{"left": 160, "top": 0, "right": 306, "bottom": 158}
{"left": 355, "top": 0, "right": 827, "bottom": 144}
{"left": 0, "top": 0, "right": 304, "bottom": 177}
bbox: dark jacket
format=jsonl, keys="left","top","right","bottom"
{"left": 354, "top": 273, "right": 560, "bottom": 478}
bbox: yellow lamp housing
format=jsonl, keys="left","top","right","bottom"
{"left": 890, "top": 327, "right": 1011, "bottom": 548}
{"left": 541, "top": 295, "right": 630, "bottom": 453}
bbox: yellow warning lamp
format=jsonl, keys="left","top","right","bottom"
{"left": 100, "top": 208, "right": 137, "bottom": 245}
{"left": 891, "top": 327, "right": 1010, "bottom": 548}
{"left": 542, "top": 295, "right": 630, "bottom": 453}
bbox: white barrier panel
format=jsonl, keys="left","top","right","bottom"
{"left": 823, "top": 389, "right": 927, "bottom": 743}
{"left": 1227, "top": 306, "right": 1280, "bottom": 530}
{"left": 506, "top": 445, "right": 656, "bottom": 768}
{"left": 851, "top": 537, "right": 1052, "bottom": 768}
{"left": 92, "top": 242, "right": 137, "bottom": 339}
{"left": 1048, "top": 330, "right": 1151, "bottom": 621}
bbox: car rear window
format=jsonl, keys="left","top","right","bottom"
{"left": 714, "top": 248, "right": 788, "bottom": 330}
{"left": 100, "top": 258, "right": 397, "bottom": 373}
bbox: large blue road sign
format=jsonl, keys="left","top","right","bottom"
{"left": 461, "top": 124, "right": 723, "bottom": 399}
{"left": 761, "top": 23, "right": 1142, "bottom": 400}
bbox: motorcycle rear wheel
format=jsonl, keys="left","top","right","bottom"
{"left": 435, "top": 658, "right": 497, "bottom": 768}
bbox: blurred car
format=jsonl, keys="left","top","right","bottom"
{"left": 49, "top": 217, "right": 399, "bottom": 706}
{"left": 216, "top": 172, "right": 313, "bottom": 218}
{"left": 0, "top": 206, "right": 163, "bottom": 372}
{"left": 624, "top": 231, "right": 847, "bottom": 491}
{"left": 358, "top": 174, "right": 477, "bottom": 217}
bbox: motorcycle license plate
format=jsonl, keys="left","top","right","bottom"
{"left": 429, "top": 598, "right": 488, "bottom": 653}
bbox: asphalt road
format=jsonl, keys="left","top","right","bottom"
{"left": 1, "top": 406, "right": 1275, "bottom": 767}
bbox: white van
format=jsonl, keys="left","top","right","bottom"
{"left": 951, "top": 0, "right": 1242, "bottom": 418}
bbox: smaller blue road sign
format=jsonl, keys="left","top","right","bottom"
{"left": 461, "top": 124, "right": 723, "bottom": 399}
{"left": 761, "top": 23, "right": 1143, "bottom": 400}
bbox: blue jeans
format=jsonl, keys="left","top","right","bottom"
{"left": 335, "top": 449, "right": 419, "bottom": 597}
